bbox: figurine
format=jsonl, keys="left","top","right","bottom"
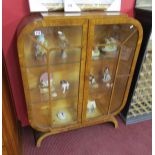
{"left": 89, "top": 74, "right": 98, "bottom": 88}
{"left": 58, "top": 31, "right": 69, "bottom": 59}
{"left": 101, "top": 37, "right": 117, "bottom": 53}
{"left": 39, "top": 72, "right": 57, "bottom": 97}
{"left": 34, "top": 31, "right": 48, "bottom": 60}
{"left": 92, "top": 46, "right": 100, "bottom": 59}
{"left": 102, "top": 68, "right": 111, "bottom": 83}
{"left": 87, "top": 100, "right": 96, "bottom": 113}
{"left": 57, "top": 111, "right": 66, "bottom": 120}
{"left": 60, "top": 80, "right": 70, "bottom": 94}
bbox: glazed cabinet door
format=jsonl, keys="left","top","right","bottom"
{"left": 83, "top": 16, "right": 142, "bottom": 122}
{"left": 18, "top": 17, "right": 88, "bottom": 131}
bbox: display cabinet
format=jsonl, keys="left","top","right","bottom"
{"left": 17, "top": 12, "right": 142, "bottom": 146}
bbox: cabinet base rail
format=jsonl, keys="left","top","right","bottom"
{"left": 33, "top": 115, "right": 118, "bottom": 147}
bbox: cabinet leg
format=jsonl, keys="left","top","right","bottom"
{"left": 35, "top": 132, "right": 53, "bottom": 147}
{"left": 109, "top": 116, "right": 119, "bottom": 128}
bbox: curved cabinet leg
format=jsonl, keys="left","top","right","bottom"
{"left": 36, "top": 132, "right": 53, "bottom": 147}
{"left": 109, "top": 115, "right": 119, "bottom": 128}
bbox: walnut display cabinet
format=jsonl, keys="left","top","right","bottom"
{"left": 17, "top": 12, "right": 143, "bottom": 147}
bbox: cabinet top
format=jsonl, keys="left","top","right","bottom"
{"left": 41, "top": 11, "right": 127, "bottom": 18}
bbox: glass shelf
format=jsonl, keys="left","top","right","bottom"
{"left": 91, "top": 51, "right": 118, "bottom": 61}
{"left": 49, "top": 48, "right": 81, "bottom": 66}
{"left": 24, "top": 47, "right": 81, "bottom": 68}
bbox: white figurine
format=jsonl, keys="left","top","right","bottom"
{"left": 87, "top": 100, "right": 96, "bottom": 113}
{"left": 58, "top": 31, "right": 69, "bottom": 59}
{"left": 101, "top": 37, "right": 117, "bottom": 53}
{"left": 92, "top": 46, "right": 100, "bottom": 58}
{"left": 57, "top": 111, "right": 66, "bottom": 120}
{"left": 60, "top": 80, "right": 70, "bottom": 94}
{"left": 89, "top": 74, "right": 96, "bottom": 85}
{"left": 102, "top": 68, "right": 111, "bottom": 83}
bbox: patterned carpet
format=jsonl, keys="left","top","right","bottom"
{"left": 22, "top": 117, "right": 152, "bottom": 155}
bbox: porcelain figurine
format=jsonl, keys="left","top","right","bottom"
{"left": 92, "top": 46, "right": 100, "bottom": 59}
{"left": 102, "top": 68, "right": 111, "bottom": 83}
{"left": 57, "top": 111, "right": 66, "bottom": 120}
{"left": 60, "top": 80, "right": 70, "bottom": 94}
{"left": 89, "top": 74, "right": 98, "bottom": 88}
{"left": 58, "top": 31, "right": 69, "bottom": 59}
{"left": 39, "top": 72, "right": 57, "bottom": 97}
{"left": 34, "top": 32, "right": 48, "bottom": 60}
{"left": 87, "top": 100, "right": 96, "bottom": 113}
{"left": 101, "top": 37, "right": 117, "bottom": 53}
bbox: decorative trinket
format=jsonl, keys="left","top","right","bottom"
{"left": 87, "top": 100, "right": 96, "bottom": 113}
{"left": 34, "top": 31, "right": 48, "bottom": 60}
{"left": 57, "top": 111, "right": 66, "bottom": 120}
{"left": 60, "top": 80, "right": 70, "bottom": 94}
{"left": 58, "top": 31, "right": 69, "bottom": 59}
{"left": 89, "top": 74, "right": 98, "bottom": 88}
{"left": 101, "top": 37, "right": 117, "bottom": 53}
{"left": 39, "top": 72, "right": 57, "bottom": 97}
{"left": 92, "top": 46, "right": 100, "bottom": 59}
{"left": 102, "top": 68, "right": 111, "bottom": 83}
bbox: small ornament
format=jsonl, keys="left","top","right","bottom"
{"left": 39, "top": 72, "right": 57, "bottom": 96}
{"left": 58, "top": 31, "right": 69, "bottom": 59}
{"left": 92, "top": 46, "right": 100, "bottom": 59}
{"left": 60, "top": 80, "right": 70, "bottom": 94}
{"left": 61, "top": 50, "right": 68, "bottom": 59}
{"left": 51, "top": 92, "right": 57, "bottom": 97}
{"left": 89, "top": 74, "right": 98, "bottom": 88}
{"left": 34, "top": 31, "right": 48, "bottom": 60}
{"left": 87, "top": 100, "right": 96, "bottom": 113}
{"left": 102, "top": 68, "right": 111, "bottom": 83}
{"left": 101, "top": 37, "right": 117, "bottom": 53}
{"left": 57, "top": 111, "right": 66, "bottom": 120}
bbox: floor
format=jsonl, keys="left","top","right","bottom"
{"left": 22, "top": 117, "right": 152, "bottom": 155}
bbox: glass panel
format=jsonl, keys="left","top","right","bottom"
{"left": 117, "top": 31, "right": 138, "bottom": 76}
{"left": 24, "top": 25, "right": 82, "bottom": 128}
{"left": 24, "top": 34, "right": 48, "bottom": 67}
{"left": 24, "top": 26, "right": 82, "bottom": 67}
{"left": 26, "top": 67, "right": 49, "bottom": 104}
{"left": 110, "top": 76, "right": 129, "bottom": 113}
{"left": 31, "top": 104, "right": 50, "bottom": 130}
{"left": 46, "top": 25, "right": 82, "bottom": 126}
{"left": 86, "top": 24, "right": 121, "bottom": 120}
{"left": 50, "top": 63, "right": 80, "bottom": 126}
{"left": 86, "top": 24, "right": 137, "bottom": 120}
